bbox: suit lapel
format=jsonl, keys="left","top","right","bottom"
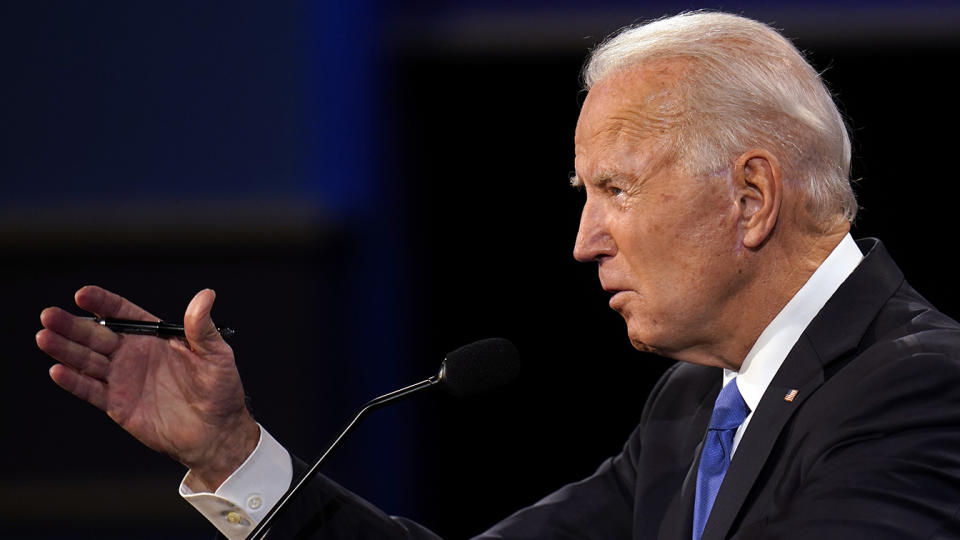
{"left": 700, "top": 337, "right": 824, "bottom": 540}
{"left": 698, "top": 238, "right": 904, "bottom": 540}
{"left": 656, "top": 382, "right": 720, "bottom": 540}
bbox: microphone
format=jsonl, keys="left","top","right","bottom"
{"left": 440, "top": 337, "right": 521, "bottom": 398}
{"left": 247, "top": 337, "right": 519, "bottom": 539}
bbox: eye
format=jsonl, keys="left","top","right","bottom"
{"left": 607, "top": 186, "right": 625, "bottom": 197}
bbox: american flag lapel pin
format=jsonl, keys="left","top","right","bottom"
{"left": 784, "top": 389, "right": 799, "bottom": 402}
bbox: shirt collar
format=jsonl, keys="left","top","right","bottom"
{"left": 723, "top": 233, "right": 863, "bottom": 411}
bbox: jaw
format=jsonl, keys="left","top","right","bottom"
{"left": 618, "top": 302, "right": 748, "bottom": 370}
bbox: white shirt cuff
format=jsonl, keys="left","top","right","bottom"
{"left": 179, "top": 424, "right": 292, "bottom": 540}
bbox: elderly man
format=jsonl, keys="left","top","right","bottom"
{"left": 36, "top": 11, "right": 960, "bottom": 540}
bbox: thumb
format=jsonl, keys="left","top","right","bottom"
{"left": 184, "top": 289, "right": 229, "bottom": 356}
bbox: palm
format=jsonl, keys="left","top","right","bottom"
{"left": 37, "top": 286, "right": 255, "bottom": 478}
{"left": 103, "top": 333, "right": 242, "bottom": 459}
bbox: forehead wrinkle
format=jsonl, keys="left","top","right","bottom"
{"left": 603, "top": 71, "right": 685, "bottom": 126}
{"left": 575, "top": 61, "right": 688, "bottom": 189}
{"left": 585, "top": 124, "right": 677, "bottom": 190}
{"left": 591, "top": 103, "right": 683, "bottom": 172}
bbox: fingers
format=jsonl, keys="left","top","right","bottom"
{"left": 38, "top": 306, "right": 117, "bottom": 396}
{"left": 183, "top": 289, "right": 231, "bottom": 357}
{"left": 75, "top": 285, "right": 157, "bottom": 321}
{"left": 48, "top": 363, "right": 108, "bottom": 411}
{"left": 40, "top": 306, "right": 121, "bottom": 355}
{"left": 36, "top": 328, "right": 112, "bottom": 381}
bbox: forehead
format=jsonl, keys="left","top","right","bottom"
{"left": 577, "top": 61, "right": 686, "bottom": 139}
{"left": 574, "top": 62, "right": 686, "bottom": 180}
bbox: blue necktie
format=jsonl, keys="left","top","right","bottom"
{"left": 692, "top": 378, "right": 749, "bottom": 540}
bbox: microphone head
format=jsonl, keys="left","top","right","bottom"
{"left": 439, "top": 338, "right": 520, "bottom": 398}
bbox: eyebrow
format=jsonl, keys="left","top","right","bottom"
{"left": 570, "top": 171, "right": 620, "bottom": 190}
{"left": 594, "top": 175, "right": 615, "bottom": 188}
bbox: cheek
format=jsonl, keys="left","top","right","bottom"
{"left": 616, "top": 216, "right": 691, "bottom": 281}
{"left": 684, "top": 195, "right": 740, "bottom": 252}
{"left": 658, "top": 217, "right": 740, "bottom": 293}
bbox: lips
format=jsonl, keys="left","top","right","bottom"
{"left": 601, "top": 283, "right": 629, "bottom": 309}
{"left": 600, "top": 280, "right": 625, "bottom": 295}
{"left": 599, "top": 276, "right": 629, "bottom": 308}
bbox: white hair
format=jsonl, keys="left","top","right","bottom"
{"left": 583, "top": 11, "right": 856, "bottom": 224}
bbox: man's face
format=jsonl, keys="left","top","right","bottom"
{"left": 573, "top": 64, "right": 748, "bottom": 366}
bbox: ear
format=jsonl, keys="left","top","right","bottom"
{"left": 733, "top": 149, "right": 782, "bottom": 249}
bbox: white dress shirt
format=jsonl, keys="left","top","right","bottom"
{"left": 180, "top": 424, "right": 291, "bottom": 539}
{"left": 180, "top": 234, "right": 864, "bottom": 538}
{"left": 724, "top": 233, "right": 863, "bottom": 454}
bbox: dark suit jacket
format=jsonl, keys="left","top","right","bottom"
{"left": 263, "top": 239, "right": 960, "bottom": 539}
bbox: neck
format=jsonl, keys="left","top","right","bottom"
{"left": 678, "top": 223, "right": 850, "bottom": 371}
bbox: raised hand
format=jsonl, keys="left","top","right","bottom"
{"left": 36, "top": 286, "right": 259, "bottom": 490}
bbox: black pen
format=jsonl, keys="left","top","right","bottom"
{"left": 81, "top": 317, "right": 236, "bottom": 339}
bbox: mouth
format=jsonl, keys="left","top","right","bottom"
{"left": 600, "top": 282, "right": 625, "bottom": 295}
{"left": 604, "top": 288, "right": 629, "bottom": 309}
{"left": 599, "top": 276, "right": 628, "bottom": 308}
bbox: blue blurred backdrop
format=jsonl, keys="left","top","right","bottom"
{"left": 3, "top": 1, "right": 960, "bottom": 537}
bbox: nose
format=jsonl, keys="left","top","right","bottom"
{"left": 573, "top": 197, "right": 616, "bottom": 263}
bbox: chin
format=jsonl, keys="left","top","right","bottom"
{"left": 624, "top": 322, "right": 661, "bottom": 354}
{"left": 628, "top": 337, "right": 658, "bottom": 354}
{"left": 622, "top": 311, "right": 674, "bottom": 356}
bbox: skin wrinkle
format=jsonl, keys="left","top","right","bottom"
{"left": 573, "top": 60, "right": 850, "bottom": 370}
{"left": 586, "top": 15, "right": 856, "bottom": 224}
{"left": 575, "top": 76, "right": 745, "bottom": 364}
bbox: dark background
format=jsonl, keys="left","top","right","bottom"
{"left": 3, "top": 1, "right": 959, "bottom": 538}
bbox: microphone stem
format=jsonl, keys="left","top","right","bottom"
{"left": 246, "top": 375, "right": 441, "bottom": 540}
